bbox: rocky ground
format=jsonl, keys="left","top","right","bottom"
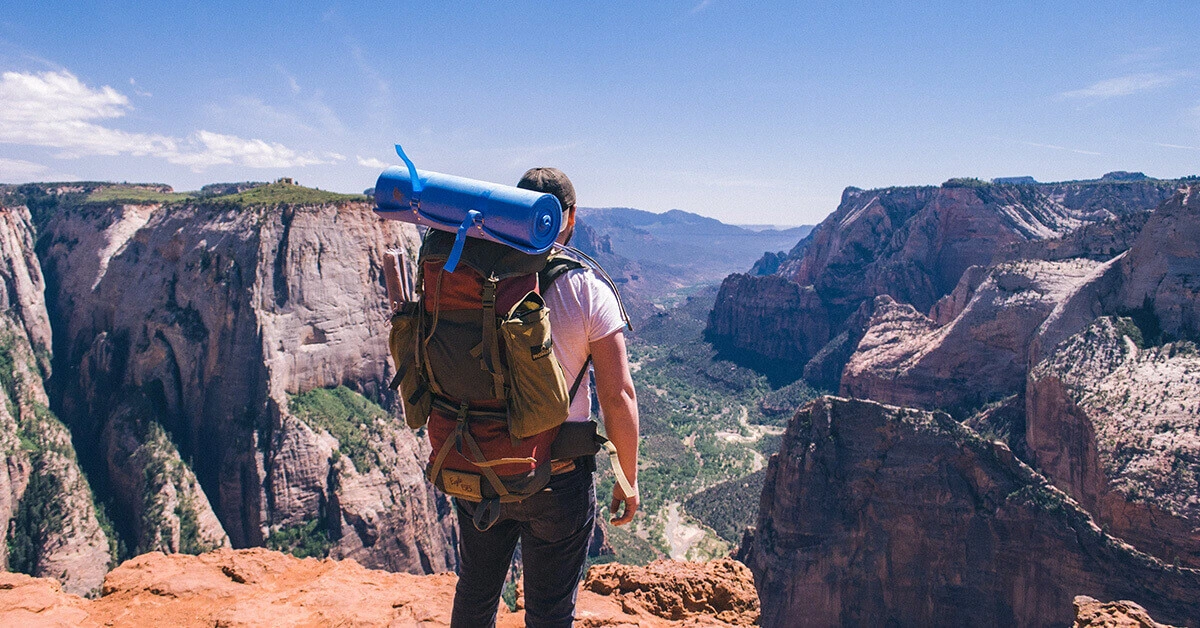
{"left": 0, "top": 549, "right": 759, "bottom": 627}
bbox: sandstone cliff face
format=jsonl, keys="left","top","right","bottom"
{"left": 746, "top": 396, "right": 1200, "bottom": 627}
{"left": 38, "top": 198, "right": 455, "bottom": 573}
{"left": 0, "top": 204, "right": 111, "bottom": 594}
{"left": 838, "top": 187, "right": 1200, "bottom": 572}
{"left": 1114, "top": 187, "right": 1200, "bottom": 342}
{"left": 706, "top": 273, "right": 826, "bottom": 379}
{"left": 842, "top": 259, "right": 1102, "bottom": 412}
{"left": 1020, "top": 187, "right": 1200, "bottom": 569}
{"left": 1028, "top": 317, "right": 1200, "bottom": 569}
{"left": 707, "top": 180, "right": 1179, "bottom": 382}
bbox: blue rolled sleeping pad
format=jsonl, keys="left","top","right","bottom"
{"left": 373, "top": 145, "right": 562, "bottom": 272}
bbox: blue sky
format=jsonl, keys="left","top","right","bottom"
{"left": 0, "top": 2, "right": 1197, "bottom": 225}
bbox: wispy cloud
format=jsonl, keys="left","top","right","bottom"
{"left": 690, "top": 0, "right": 714, "bottom": 14}
{"left": 1060, "top": 72, "right": 1181, "bottom": 99}
{"left": 211, "top": 94, "right": 344, "bottom": 137}
{"left": 323, "top": 9, "right": 392, "bottom": 126}
{"left": 1155, "top": 142, "right": 1200, "bottom": 151}
{"left": 0, "top": 157, "right": 80, "bottom": 183}
{"left": 0, "top": 70, "right": 336, "bottom": 171}
{"left": 357, "top": 156, "right": 390, "bottom": 169}
{"left": 0, "top": 157, "right": 51, "bottom": 181}
{"left": 128, "top": 77, "right": 151, "bottom": 98}
{"left": 993, "top": 137, "right": 1103, "bottom": 156}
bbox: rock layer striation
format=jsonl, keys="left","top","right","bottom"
{"left": 0, "top": 203, "right": 111, "bottom": 594}
{"left": 746, "top": 396, "right": 1200, "bottom": 627}
{"left": 708, "top": 180, "right": 1181, "bottom": 383}
{"left": 37, "top": 196, "right": 455, "bottom": 573}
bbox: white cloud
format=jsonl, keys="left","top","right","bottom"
{"left": 0, "top": 157, "right": 48, "bottom": 180}
{"left": 1060, "top": 73, "right": 1180, "bottom": 99}
{"left": 357, "top": 156, "right": 390, "bottom": 169}
{"left": 0, "top": 70, "right": 334, "bottom": 171}
{"left": 167, "top": 131, "right": 327, "bottom": 169}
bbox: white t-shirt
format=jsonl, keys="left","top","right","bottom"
{"left": 543, "top": 267, "right": 627, "bottom": 421}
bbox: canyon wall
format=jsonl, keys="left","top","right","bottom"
{"left": 35, "top": 192, "right": 455, "bottom": 574}
{"left": 745, "top": 396, "right": 1200, "bottom": 627}
{"left": 839, "top": 187, "right": 1200, "bottom": 570}
{"left": 0, "top": 203, "right": 111, "bottom": 594}
{"left": 707, "top": 178, "right": 1181, "bottom": 384}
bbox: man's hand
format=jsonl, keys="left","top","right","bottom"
{"left": 592, "top": 330, "right": 639, "bottom": 527}
{"left": 609, "top": 482, "right": 639, "bottom": 526}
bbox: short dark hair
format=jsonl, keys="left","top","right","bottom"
{"left": 517, "top": 167, "right": 575, "bottom": 211}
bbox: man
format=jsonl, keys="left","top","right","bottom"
{"left": 450, "top": 168, "right": 641, "bottom": 628}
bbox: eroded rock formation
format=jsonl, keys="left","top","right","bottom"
{"left": 1028, "top": 317, "right": 1200, "bottom": 568}
{"left": 842, "top": 258, "right": 1103, "bottom": 412}
{"left": 37, "top": 197, "right": 455, "bottom": 573}
{"left": 836, "top": 187, "right": 1200, "bottom": 574}
{"left": 0, "top": 204, "right": 111, "bottom": 594}
{"left": 1074, "top": 595, "right": 1175, "bottom": 627}
{"left": 708, "top": 179, "right": 1180, "bottom": 383}
{"left": 0, "top": 549, "right": 758, "bottom": 627}
{"left": 745, "top": 396, "right": 1200, "bottom": 627}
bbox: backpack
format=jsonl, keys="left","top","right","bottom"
{"left": 388, "top": 229, "right": 610, "bottom": 527}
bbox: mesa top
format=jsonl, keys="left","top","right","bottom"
{"left": 542, "top": 266, "right": 627, "bottom": 422}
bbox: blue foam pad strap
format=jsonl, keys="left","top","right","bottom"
{"left": 394, "top": 144, "right": 423, "bottom": 211}
{"left": 445, "top": 210, "right": 482, "bottom": 273}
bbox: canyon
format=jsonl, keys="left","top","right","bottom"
{"left": 737, "top": 180, "right": 1200, "bottom": 625}
{"left": 1, "top": 182, "right": 456, "bottom": 592}
{"left": 3, "top": 175, "right": 1199, "bottom": 626}
{"left": 707, "top": 175, "right": 1182, "bottom": 387}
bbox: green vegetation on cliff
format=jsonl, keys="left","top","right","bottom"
{"left": 135, "top": 421, "right": 221, "bottom": 555}
{"left": 210, "top": 181, "right": 367, "bottom": 206}
{"left": 288, "top": 386, "right": 393, "bottom": 473}
{"left": 85, "top": 186, "right": 194, "bottom": 204}
{"left": 266, "top": 518, "right": 334, "bottom": 559}
{"left": 7, "top": 454, "right": 65, "bottom": 575}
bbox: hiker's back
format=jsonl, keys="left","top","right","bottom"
{"left": 389, "top": 230, "right": 574, "bottom": 508}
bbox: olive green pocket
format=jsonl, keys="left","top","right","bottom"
{"left": 388, "top": 303, "right": 431, "bottom": 429}
{"left": 500, "top": 291, "right": 569, "bottom": 438}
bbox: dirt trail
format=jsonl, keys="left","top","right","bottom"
{"left": 663, "top": 502, "right": 707, "bottom": 560}
{"left": 715, "top": 406, "right": 784, "bottom": 444}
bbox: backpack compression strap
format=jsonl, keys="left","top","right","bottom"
{"left": 542, "top": 256, "right": 591, "bottom": 406}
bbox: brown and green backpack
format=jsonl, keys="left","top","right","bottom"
{"left": 388, "top": 230, "right": 614, "bottom": 527}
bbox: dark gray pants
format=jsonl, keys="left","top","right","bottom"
{"left": 450, "top": 464, "right": 596, "bottom": 628}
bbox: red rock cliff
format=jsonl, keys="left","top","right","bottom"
{"left": 746, "top": 396, "right": 1200, "bottom": 627}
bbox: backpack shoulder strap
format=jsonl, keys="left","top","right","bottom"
{"left": 541, "top": 256, "right": 591, "bottom": 404}
{"left": 553, "top": 245, "right": 633, "bottom": 333}
{"left": 538, "top": 256, "right": 585, "bottom": 291}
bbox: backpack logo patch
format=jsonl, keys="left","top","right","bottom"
{"left": 530, "top": 337, "right": 553, "bottom": 361}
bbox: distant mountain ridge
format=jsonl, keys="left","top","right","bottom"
{"left": 577, "top": 207, "right": 813, "bottom": 287}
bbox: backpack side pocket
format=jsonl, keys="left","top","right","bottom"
{"left": 389, "top": 302, "right": 431, "bottom": 429}
{"left": 500, "top": 291, "right": 570, "bottom": 438}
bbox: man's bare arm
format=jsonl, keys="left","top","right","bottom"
{"left": 591, "top": 330, "right": 640, "bottom": 526}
